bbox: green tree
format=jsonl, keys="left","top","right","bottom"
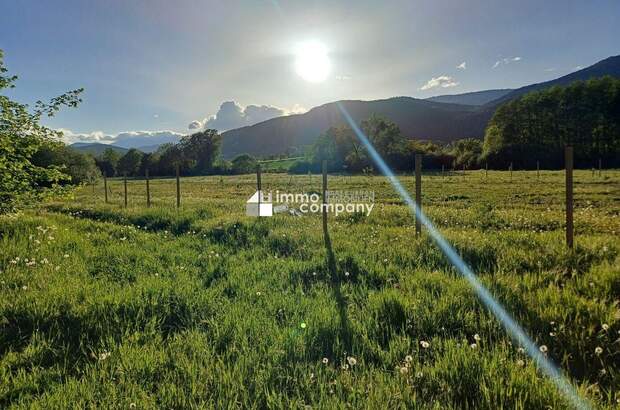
{"left": 96, "top": 148, "right": 121, "bottom": 177}
{"left": 117, "top": 148, "right": 143, "bottom": 176}
{"left": 138, "top": 152, "right": 159, "bottom": 176}
{"left": 0, "top": 49, "right": 83, "bottom": 213}
{"left": 449, "top": 138, "right": 483, "bottom": 168}
{"left": 231, "top": 154, "right": 257, "bottom": 174}
{"left": 179, "top": 129, "right": 222, "bottom": 174}
{"left": 483, "top": 77, "right": 620, "bottom": 168}
{"left": 361, "top": 115, "right": 404, "bottom": 159}
{"left": 32, "top": 141, "right": 100, "bottom": 184}
{"left": 157, "top": 143, "right": 189, "bottom": 175}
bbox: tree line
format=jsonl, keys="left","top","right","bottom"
{"left": 94, "top": 132, "right": 260, "bottom": 178}
{"left": 288, "top": 76, "right": 620, "bottom": 173}
{"left": 288, "top": 115, "right": 484, "bottom": 174}
{"left": 483, "top": 76, "right": 620, "bottom": 168}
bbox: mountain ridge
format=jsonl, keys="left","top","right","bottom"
{"left": 69, "top": 143, "right": 129, "bottom": 156}
{"left": 426, "top": 89, "right": 513, "bottom": 105}
{"left": 220, "top": 54, "right": 620, "bottom": 158}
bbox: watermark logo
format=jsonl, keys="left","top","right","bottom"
{"left": 246, "top": 189, "right": 374, "bottom": 217}
{"left": 246, "top": 190, "right": 273, "bottom": 216}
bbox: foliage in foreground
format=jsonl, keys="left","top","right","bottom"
{"left": 0, "top": 49, "right": 84, "bottom": 214}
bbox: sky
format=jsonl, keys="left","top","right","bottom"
{"left": 1, "top": 0, "right": 619, "bottom": 145}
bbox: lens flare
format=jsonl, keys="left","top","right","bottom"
{"left": 336, "top": 102, "right": 591, "bottom": 410}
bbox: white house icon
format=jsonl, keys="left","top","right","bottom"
{"left": 246, "top": 190, "right": 273, "bottom": 217}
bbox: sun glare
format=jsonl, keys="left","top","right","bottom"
{"left": 294, "top": 41, "right": 331, "bottom": 83}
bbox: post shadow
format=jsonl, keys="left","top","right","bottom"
{"left": 323, "top": 229, "right": 353, "bottom": 351}
{"left": 321, "top": 159, "right": 352, "bottom": 350}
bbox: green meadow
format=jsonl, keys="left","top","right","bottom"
{"left": 1, "top": 170, "right": 619, "bottom": 409}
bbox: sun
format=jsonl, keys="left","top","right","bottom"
{"left": 294, "top": 41, "right": 331, "bottom": 83}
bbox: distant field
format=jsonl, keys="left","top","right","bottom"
{"left": 1, "top": 170, "right": 619, "bottom": 408}
{"left": 258, "top": 157, "right": 303, "bottom": 172}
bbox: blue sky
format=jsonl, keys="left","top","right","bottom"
{"left": 1, "top": 0, "right": 619, "bottom": 143}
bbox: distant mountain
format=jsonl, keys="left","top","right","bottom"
{"left": 70, "top": 143, "right": 129, "bottom": 156}
{"left": 222, "top": 98, "right": 487, "bottom": 158}
{"left": 485, "top": 55, "right": 620, "bottom": 107}
{"left": 426, "top": 89, "right": 513, "bottom": 105}
{"left": 221, "top": 55, "right": 620, "bottom": 158}
{"left": 112, "top": 131, "right": 182, "bottom": 149}
{"left": 136, "top": 144, "right": 164, "bottom": 153}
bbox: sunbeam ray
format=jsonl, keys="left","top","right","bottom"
{"left": 336, "top": 101, "right": 591, "bottom": 410}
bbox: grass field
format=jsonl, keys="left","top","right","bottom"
{"left": 1, "top": 170, "right": 619, "bottom": 408}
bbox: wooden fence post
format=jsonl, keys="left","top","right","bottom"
{"left": 537, "top": 160, "right": 540, "bottom": 179}
{"left": 598, "top": 158, "right": 602, "bottom": 177}
{"left": 322, "top": 160, "right": 328, "bottom": 237}
{"left": 146, "top": 168, "right": 151, "bottom": 208}
{"left": 415, "top": 154, "right": 422, "bottom": 236}
{"left": 509, "top": 162, "right": 513, "bottom": 181}
{"left": 176, "top": 164, "right": 181, "bottom": 208}
{"left": 441, "top": 164, "right": 445, "bottom": 179}
{"left": 256, "top": 164, "right": 262, "bottom": 217}
{"left": 123, "top": 173, "right": 128, "bottom": 208}
{"left": 103, "top": 173, "right": 108, "bottom": 203}
{"left": 462, "top": 163, "right": 466, "bottom": 177}
{"left": 565, "top": 146, "right": 574, "bottom": 249}
{"left": 485, "top": 162, "right": 488, "bottom": 179}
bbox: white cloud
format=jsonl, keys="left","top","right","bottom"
{"left": 456, "top": 62, "right": 466, "bottom": 70}
{"left": 188, "top": 120, "right": 203, "bottom": 130}
{"left": 492, "top": 56, "right": 522, "bottom": 69}
{"left": 287, "top": 104, "right": 307, "bottom": 115}
{"left": 420, "top": 75, "right": 459, "bottom": 91}
{"left": 58, "top": 129, "right": 183, "bottom": 148}
{"left": 188, "top": 101, "right": 307, "bottom": 132}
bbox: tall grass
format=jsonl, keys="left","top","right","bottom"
{"left": 1, "top": 170, "right": 618, "bottom": 408}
